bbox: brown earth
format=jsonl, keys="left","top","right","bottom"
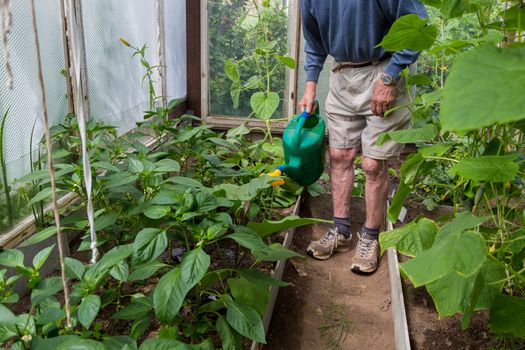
{"left": 265, "top": 194, "right": 395, "bottom": 350}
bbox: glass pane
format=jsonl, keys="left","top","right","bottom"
{"left": 207, "top": 0, "right": 291, "bottom": 119}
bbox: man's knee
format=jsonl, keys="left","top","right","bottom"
{"left": 362, "top": 157, "right": 387, "bottom": 180}
{"left": 329, "top": 148, "right": 358, "bottom": 165}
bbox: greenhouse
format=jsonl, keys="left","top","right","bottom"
{"left": 0, "top": 0, "right": 524, "bottom": 349}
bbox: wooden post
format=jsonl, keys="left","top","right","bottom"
{"left": 186, "top": 0, "right": 201, "bottom": 116}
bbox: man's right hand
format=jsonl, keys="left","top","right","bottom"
{"left": 299, "top": 81, "right": 317, "bottom": 114}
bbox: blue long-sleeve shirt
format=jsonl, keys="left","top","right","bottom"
{"left": 301, "top": 0, "right": 428, "bottom": 82}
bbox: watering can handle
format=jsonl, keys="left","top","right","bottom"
{"left": 291, "top": 100, "right": 318, "bottom": 149}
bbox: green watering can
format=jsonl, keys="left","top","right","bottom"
{"left": 266, "top": 102, "right": 326, "bottom": 186}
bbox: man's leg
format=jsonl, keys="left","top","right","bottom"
{"left": 306, "top": 147, "right": 357, "bottom": 260}
{"left": 350, "top": 156, "right": 388, "bottom": 274}
{"left": 331, "top": 148, "right": 358, "bottom": 219}
{"left": 362, "top": 157, "right": 388, "bottom": 230}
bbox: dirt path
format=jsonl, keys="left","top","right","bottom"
{"left": 265, "top": 194, "right": 395, "bottom": 350}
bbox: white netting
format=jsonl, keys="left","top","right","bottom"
{"left": 0, "top": 0, "right": 68, "bottom": 182}
{"left": 82, "top": 0, "right": 159, "bottom": 135}
{"left": 164, "top": 0, "right": 187, "bottom": 100}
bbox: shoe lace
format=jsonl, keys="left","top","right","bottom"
{"left": 319, "top": 227, "right": 338, "bottom": 248}
{"left": 355, "top": 233, "right": 377, "bottom": 259}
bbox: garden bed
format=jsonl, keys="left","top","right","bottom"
{"left": 266, "top": 194, "right": 395, "bottom": 349}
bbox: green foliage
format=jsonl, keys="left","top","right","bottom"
{"left": 378, "top": 0, "right": 525, "bottom": 341}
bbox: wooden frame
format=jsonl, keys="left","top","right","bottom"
{"left": 189, "top": 0, "right": 303, "bottom": 129}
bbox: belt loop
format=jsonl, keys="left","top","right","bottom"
{"left": 331, "top": 63, "right": 342, "bottom": 73}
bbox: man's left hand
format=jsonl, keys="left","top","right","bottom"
{"left": 371, "top": 80, "right": 397, "bottom": 117}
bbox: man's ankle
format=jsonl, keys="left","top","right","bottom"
{"left": 362, "top": 226, "right": 380, "bottom": 240}
{"left": 333, "top": 217, "right": 351, "bottom": 238}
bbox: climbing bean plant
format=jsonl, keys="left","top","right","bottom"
{"left": 375, "top": 0, "right": 525, "bottom": 343}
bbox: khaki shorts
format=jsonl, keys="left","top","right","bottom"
{"left": 325, "top": 59, "right": 411, "bottom": 160}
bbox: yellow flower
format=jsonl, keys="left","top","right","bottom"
{"left": 489, "top": 245, "right": 496, "bottom": 254}
{"left": 119, "top": 37, "right": 131, "bottom": 47}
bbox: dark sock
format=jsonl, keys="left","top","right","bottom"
{"left": 362, "top": 226, "right": 380, "bottom": 240}
{"left": 333, "top": 217, "right": 351, "bottom": 238}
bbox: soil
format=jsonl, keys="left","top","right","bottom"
{"left": 265, "top": 193, "right": 395, "bottom": 350}
{"left": 403, "top": 278, "right": 501, "bottom": 350}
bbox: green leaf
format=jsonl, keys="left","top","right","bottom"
{"left": 89, "top": 244, "right": 133, "bottom": 278}
{"left": 0, "top": 249, "right": 24, "bottom": 268}
{"left": 441, "top": 45, "right": 525, "bottom": 131}
{"left": 27, "top": 187, "right": 53, "bottom": 207}
{"left": 231, "top": 82, "right": 241, "bottom": 109}
{"left": 110, "top": 260, "right": 129, "bottom": 282}
{"left": 151, "top": 190, "right": 179, "bottom": 205}
{"left": 153, "top": 268, "right": 188, "bottom": 323}
{"left": 143, "top": 205, "right": 170, "bottom": 219}
{"left": 400, "top": 231, "right": 486, "bottom": 287}
{"left": 427, "top": 258, "right": 505, "bottom": 317}
{"left": 64, "top": 257, "right": 85, "bottom": 280}
{"left": 216, "top": 316, "right": 242, "bottom": 350}
{"left": 92, "top": 161, "right": 119, "bottom": 172}
{"left": 449, "top": 155, "right": 519, "bottom": 183}
{"left": 155, "top": 159, "right": 181, "bottom": 173}
{"left": 406, "top": 74, "right": 433, "bottom": 86}
{"left": 253, "top": 243, "right": 302, "bottom": 262}
{"left": 250, "top": 92, "right": 280, "bottom": 120}
{"left": 78, "top": 294, "right": 101, "bottom": 329}
{"left": 166, "top": 176, "right": 204, "bottom": 188}
{"left": 376, "top": 124, "right": 438, "bottom": 146}
{"left": 33, "top": 244, "right": 55, "bottom": 270}
{"left": 419, "top": 143, "right": 452, "bottom": 157}
{"left": 275, "top": 55, "right": 296, "bottom": 69}
{"left": 128, "top": 158, "right": 145, "bottom": 173}
{"left": 489, "top": 294, "right": 525, "bottom": 338}
{"left": 94, "top": 213, "right": 119, "bottom": 231}
{"left": 247, "top": 215, "right": 331, "bottom": 238}
{"left": 36, "top": 307, "right": 66, "bottom": 325}
{"left": 379, "top": 218, "right": 438, "bottom": 257}
{"left": 140, "top": 338, "right": 214, "bottom": 350}
{"left": 31, "top": 277, "right": 63, "bottom": 306}
{"left": 227, "top": 227, "right": 268, "bottom": 252}
{"left": 436, "top": 212, "right": 489, "bottom": 242}
{"left": 238, "top": 269, "right": 288, "bottom": 287}
{"left": 133, "top": 228, "right": 168, "bottom": 265}
{"left": 106, "top": 173, "right": 139, "bottom": 188}
{"left": 102, "top": 336, "right": 138, "bottom": 350}
{"left": 228, "top": 277, "right": 270, "bottom": 315}
{"left": 387, "top": 181, "right": 411, "bottom": 223}
{"left": 376, "top": 14, "right": 438, "bottom": 51}
{"left": 128, "top": 260, "right": 167, "bottom": 281}
{"left": 32, "top": 335, "right": 106, "bottom": 350}
{"left": 225, "top": 59, "right": 240, "bottom": 82}
{"left": 180, "top": 247, "right": 211, "bottom": 286}
{"left": 113, "top": 299, "right": 152, "bottom": 320}
{"left": 225, "top": 300, "right": 266, "bottom": 343}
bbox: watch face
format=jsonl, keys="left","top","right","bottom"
{"left": 382, "top": 74, "right": 393, "bottom": 85}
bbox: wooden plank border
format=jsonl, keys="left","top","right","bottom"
{"left": 251, "top": 195, "right": 302, "bottom": 350}
{"left": 386, "top": 204, "right": 411, "bottom": 350}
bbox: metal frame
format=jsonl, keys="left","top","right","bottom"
{"left": 198, "top": 0, "right": 302, "bottom": 128}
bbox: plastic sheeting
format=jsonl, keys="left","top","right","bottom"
{"left": 0, "top": 0, "right": 68, "bottom": 182}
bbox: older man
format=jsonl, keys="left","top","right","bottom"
{"left": 300, "top": 0, "right": 428, "bottom": 274}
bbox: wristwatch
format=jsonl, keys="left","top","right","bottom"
{"left": 381, "top": 73, "right": 397, "bottom": 86}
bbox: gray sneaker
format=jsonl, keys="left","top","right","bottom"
{"left": 307, "top": 227, "right": 352, "bottom": 260}
{"left": 350, "top": 233, "right": 380, "bottom": 274}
